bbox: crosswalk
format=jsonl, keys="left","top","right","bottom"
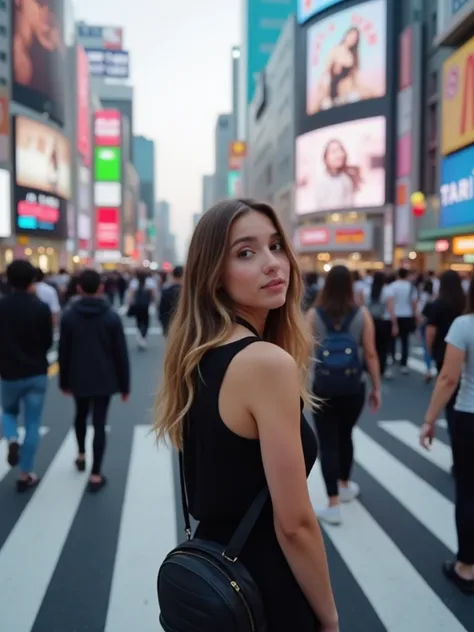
{"left": 0, "top": 401, "right": 472, "bottom": 629}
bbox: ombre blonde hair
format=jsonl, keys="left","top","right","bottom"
{"left": 153, "top": 199, "right": 313, "bottom": 450}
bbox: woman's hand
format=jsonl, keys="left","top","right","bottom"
{"left": 368, "top": 389, "right": 381, "bottom": 413}
{"left": 420, "top": 422, "right": 435, "bottom": 449}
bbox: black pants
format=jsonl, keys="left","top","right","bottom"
{"left": 313, "top": 385, "right": 366, "bottom": 497}
{"left": 74, "top": 396, "right": 111, "bottom": 475}
{"left": 395, "top": 317, "right": 415, "bottom": 367}
{"left": 374, "top": 319, "right": 392, "bottom": 376}
{"left": 451, "top": 411, "right": 474, "bottom": 564}
{"left": 135, "top": 305, "right": 149, "bottom": 338}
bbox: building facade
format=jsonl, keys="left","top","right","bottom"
{"left": 246, "top": 16, "right": 296, "bottom": 237}
{"left": 133, "top": 135, "right": 157, "bottom": 259}
{"left": 201, "top": 174, "right": 214, "bottom": 212}
{"left": 231, "top": 46, "right": 240, "bottom": 139}
{"left": 213, "top": 114, "right": 233, "bottom": 202}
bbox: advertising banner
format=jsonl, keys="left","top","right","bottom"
{"left": 294, "top": 222, "right": 374, "bottom": 252}
{"left": 227, "top": 171, "right": 242, "bottom": 197}
{"left": 13, "top": 0, "right": 66, "bottom": 125}
{"left": 77, "top": 25, "right": 123, "bottom": 49}
{"left": 298, "top": 0, "right": 344, "bottom": 24}
{"left": 442, "top": 35, "right": 474, "bottom": 156}
{"left": 14, "top": 117, "right": 70, "bottom": 238}
{"left": 306, "top": 0, "right": 386, "bottom": 116}
{"left": 295, "top": 116, "right": 386, "bottom": 214}
{"left": 0, "top": 88, "right": 9, "bottom": 164}
{"left": 96, "top": 207, "right": 120, "bottom": 250}
{"left": 439, "top": 143, "right": 474, "bottom": 228}
{"left": 228, "top": 141, "right": 247, "bottom": 171}
{"left": 95, "top": 147, "right": 121, "bottom": 182}
{"left": 86, "top": 49, "right": 130, "bottom": 79}
{"left": 94, "top": 110, "right": 121, "bottom": 146}
{"left": 77, "top": 47, "right": 91, "bottom": 167}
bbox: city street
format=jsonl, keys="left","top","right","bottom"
{"left": 0, "top": 328, "right": 473, "bottom": 632}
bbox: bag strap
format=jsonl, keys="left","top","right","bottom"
{"left": 316, "top": 307, "right": 334, "bottom": 333}
{"left": 340, "top": 308, "right": 359, "bottom": 332}
{"left": 178, "top": 315, "right": 269, "bottom": 561}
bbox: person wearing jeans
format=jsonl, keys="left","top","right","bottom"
{"left": 58, "top": 269, "right": 130, "bottom": 493}
{"left": 386, "top": 268, "right": 418, "bottom": 374}
{"left": 421, "top": 278, "right": 474, "bottom": 595}
{"left": 0, "top": 260, "right": 53, "bottom": 492}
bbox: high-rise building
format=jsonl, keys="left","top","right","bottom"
{"left": 238, "top": 0, "right": 296, "bottom": 139}
{"left": 214, "top": 114, "right": 233, "bottom": 201}
{"left": 231, "top": 46, "right": 240, "bottom": 139}
{"left": 192, "top": 213, "right": 201, "bottom": 228}
{"left": 201, "top": 174, "right": 214, "bottom": 212}
{"left": 156, "top": 200, "right": 177, "bottom": 265}
{"left": 133, "top": 135, "right": 157, "bottom": 258}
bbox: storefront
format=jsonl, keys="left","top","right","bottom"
{"left": 294, "top": 222, "right": 384, "bottom": 272}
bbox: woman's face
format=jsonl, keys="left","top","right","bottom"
{"left": 344, "top": 29, "right": 359, "bottom": 48}
{"left": 325, "top": 141, "right": 346, "bottom": 170}
{"left": 222, "top": 211, "right": 290, "bottom": 314}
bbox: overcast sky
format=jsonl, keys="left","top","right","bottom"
{"left": 73, "top": 0, "right": 240, "bottom": 256}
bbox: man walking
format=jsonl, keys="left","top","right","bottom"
{"left": 58, "top": 269, "right": 130, "bottom": 493}
{"left": 0, "top": 260, "right": 53, "bottom": 492}
{"left": 158, "top": 265, "right": 183, "bottom": 336}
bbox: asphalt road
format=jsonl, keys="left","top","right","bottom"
{"left": 0, "top": 330, "right": 472, "bottom": 632}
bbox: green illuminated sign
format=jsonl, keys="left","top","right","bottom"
{"left": 95, "top": 147, "right": 121, "bottom": 182}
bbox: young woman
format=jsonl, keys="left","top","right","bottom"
{"left": 418, "top": 278, "right": 434, "bottom": 383}
{"left": 362, "top": 270, "right": 393, "bottom": 378}
{"left": 420, "top": 276, "right": 474, "bottom": 595}
{"left": 307, "top": 265, "right": 381, "bottom": 525}
{"left": 154, "top": 199, "right": 339, "bottom": 631}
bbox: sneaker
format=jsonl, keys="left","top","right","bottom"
{"left": 339, "top": 481, "right": 360, "bottom": 503}
{"left": 384, "top": 368, "right": 394, "bottom": 380}
{"left": 316, "top": 505, "right": 342, "bottom": 525}
{"left": 401, "top": 366, "right": 409, "bottom": 375}
{"left": 7, "top": 441, "right": 20, "bottom": 467}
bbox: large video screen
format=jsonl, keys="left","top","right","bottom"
{"left": 306, "top": 0, "right": 386, "bottom": 116}
{"left": 12, "top": 0, "right": 66, "bottom": 124}
{"left": 14, "top": 117, "right": 70, "bottom": 237}
{"left": 295, "top": 116, "right": 386, "bottom": 215}
{"left": 298, "top": 0, "right": 345, "bottom": 24}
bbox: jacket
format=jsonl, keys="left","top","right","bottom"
{"left": 58, "top": 296, "right": 130, "bottom": 397}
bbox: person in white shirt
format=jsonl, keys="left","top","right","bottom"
{"left": 386, "top": 268, "right": 418, "bottom": 374}
{"left": 35, "top": 268, "right": 60, "bottom": 326}
{"left": 362, "top": 271, "right": 395, "bottom": 378}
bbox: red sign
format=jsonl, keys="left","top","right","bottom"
{"left": 299, "top": 227, "right": 330, "bottom": 246}
{"left": 96, "top": 207, "right": 120, "bottom": 249}
{"left": 435, "top": 240, "right": 449, "bottom": 253}
{"left": 77, "top": 47, "right": 91, "bottom": 166}
{"left": 334, "top": 228, "right": 365, "bottom": 245}
{"left": 94, "top": 110, "right": 121, "bottom": 147}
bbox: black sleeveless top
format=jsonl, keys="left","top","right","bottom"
{"left": 183, "top": 337, "right": 320, "bottom": 631}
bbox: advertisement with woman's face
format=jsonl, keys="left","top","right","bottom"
{"left": 13, "top": 0, "right": 65, "bottom": 124}
{"left": 306, "top": 0, "right": 386, "bottom": 116}
{"left": 295, "top": 116, "right": 386, "bottom": 215}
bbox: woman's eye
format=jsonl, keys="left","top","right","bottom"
{"left": 271, "top": 242, "right": 283, "bottom": 251}
{"left": 238, "top": 248, "right": 253, "bottom": 258}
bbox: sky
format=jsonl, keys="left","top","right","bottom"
{"left": 73, "top": 0, "right": 241, "bottom": 256}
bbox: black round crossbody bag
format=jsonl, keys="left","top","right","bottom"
{"left": 157, "top": 318, "right": 268, "bottom": 632}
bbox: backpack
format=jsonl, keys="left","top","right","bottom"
{"left": 313, "top": 307, "right": 363, "bottom": 397}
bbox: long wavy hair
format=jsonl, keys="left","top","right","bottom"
{"left": 154, "top": 199, "right": 312, "bottom": 450}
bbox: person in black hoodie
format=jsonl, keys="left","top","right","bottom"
{"left": 158, "top": 265, "right": 183, "bottom": 336}
{"left": 0, "top": 259, "right": 53, "bottom": 492}
{"left": 58, "top": 269, "right": 130, "bottom": 492}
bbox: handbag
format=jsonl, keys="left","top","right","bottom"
{"left": 157, "top": 317, "right": 269, "bottom": 631}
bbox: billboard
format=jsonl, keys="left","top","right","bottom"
{"left": 306, "top": 0, "right": 386, "bottom": 116}
{"left": 294, "top": 222, "right": 374, "bottom": 251}
{"left": 94, "top": 110, "right": 121, "bottom": 146}
{"left": 442, "top": 35, "right": 474, "bottom": 156}
{"left": 12, "top": 0, "right": 66, "bottom": 125}
{"left": 96, "top": 207, "right": 120, "bottom": 250}
{"left": 95, "top": 147, "right": 121, "bottom": 182}
{"left": 77, "top": 24, "right": 123, "bottom": 49}
{"left": 439, "top": 144, "right": 474, "bottom": 229}
{"left": 85, "top": 49, "right": 130, "bottom": 79}
{"left": 77, "top": 47, "right": 91, "bottom": 167}
{"left": 298, "top": 0, "right": 344, "bottom": 24}
{"left": 0, "top": 169, "right": 11, "bottom": 238}
{"left": 14, "top": 117, "right": 70, "bottom": 237}
{"left": 246, "top": 0, "right": 296, "bottom": 103}
{"left": 295, "top": 116, "right": 386, "bottom": 214}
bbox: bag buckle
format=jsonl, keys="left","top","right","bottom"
{"left": 185, "top": 528, "right": 192, "bottom": 540}
{"left": 222, "top": 552, "right": 238, "bottom": 563}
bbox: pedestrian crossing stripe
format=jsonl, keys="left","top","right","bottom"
{"left": 0, "top": 420, "right": 471, "bottom": 631}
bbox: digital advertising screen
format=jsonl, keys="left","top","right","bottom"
{"left": 0, "top": 169, "right": 11, "bottom": 238}
{"left": 95, "top": 147, "right": 121, "bottom": 182}
{"left": 306, "top": 0, "right": 386, "bottom": 116}
{"left": 12, "top": 0, "right": 66, "bottom": 125}
{"left": 14, "top": 116, "right": 70, "bottom": 237}
{"left": 298, "top": 0, "right": 345, "bottom": 24}
{"left": 96, "top": 207, "right": 120, "bottom": 250}
{"left": 94, "top": 110, "right": 121, "bottom": 146}
{"left": 439, "top": 144, "right": 474, "bottom": 228}
{"left": 77, "top": 46, "right": 91, "bottom": 167}
{"left": 295, "top": 116, "right": 386, "bottom": 214}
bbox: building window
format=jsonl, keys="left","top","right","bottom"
{"left": 428, "top": 102, "right": 437, "bottom": 146}
{"left": 426, "top": 148, "right": 437, "bottom": 195}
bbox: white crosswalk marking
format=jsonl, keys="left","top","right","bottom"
{"left": 379, "top": 420, "right": 452, "bottom": 473}
{"left": 353, "top": 427, "right": 456, "bottom": 552}
{"left": 310, "top": 464, "right": 467, "bottom": 632}
{"left": 0, "top": 427, "right": 50, "bottom": 483}
{"left": 0, "top": 430, "right": 92, "bottom": 632}
{"left": 105, "top": 426, "right": 175, "bottom": 632}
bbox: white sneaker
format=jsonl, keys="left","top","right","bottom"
{"left": 316, "top": 505, "right": 342, "bottom": 525}
{"left": 384, "top": 368, "right": 394, "bottom": 380}
{"left": 401, "top": 366, "right": 409, "bottom": 375}
{"left": 339, "top": 481, "right": 360, "bottom": 503}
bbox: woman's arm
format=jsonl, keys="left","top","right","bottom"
{"left": 360, "top": 308, "right": 381, "bottom": 409}
{"left": 243, "top": 344, "right": 338, "bottom": 630}
{"left": 425, "top": 325, "right": 436, "bottom": 356}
